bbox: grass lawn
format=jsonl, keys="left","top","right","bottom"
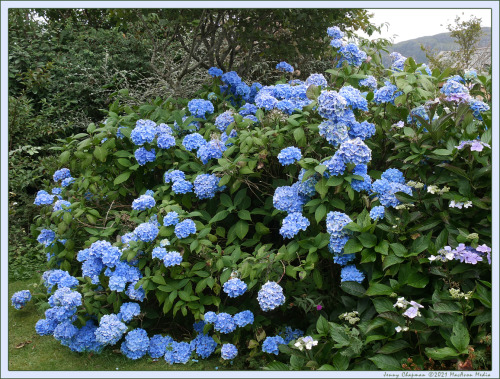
{"left": 7, "top": 277, "right": 249, "bottom": 372}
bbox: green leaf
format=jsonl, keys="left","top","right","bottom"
{"left": 234, "top": 220, "right": 249, "bottom": 240}
{"left": 432, "top": 302, "right": 462, "bottom": 314}
{"left": 358, "top": 233, "right": 377, "bottom": 248}
{"left": 210, "top": 210, "right": 229, "bottom": 224}
{"left": 365, "top": 283, "right": 394, "bottom": 296}
{"left": 374, "top": 240, "right": 389, "bottom": 255}
{"left": 238, "top": 210, "right": 252, "bottom": 221}
{"left": 93, "top": 146, "right": 107, "bottom": 162}
{"left": 340, "top": 281, "right": 366, "bottom": 297}
{"left": 315, "top": 204, "right": 326, "bottom": 224}
{"left": 390, "top": 243, "right": 407, "bottom": 257}
{"left": 315, "top": 178, "right": 328, "bottom": 199}
{"left": 265, "top": 362, "right": 290, "bottom": 371}
{"left": 114, "top": 171, "right": 131, "bottom": 185}
{"left": 344, "top": 239, "right": 363, "bottom": 254}
{"left": 59, "top": 151, "right": 71, "bottom": 164}
{"left": 382, "top": 253, "right": 404, "bottom": 270}
{"left": 406, "top": 272, "right": 429, "bottom": 288}
{"left": 331, "top": 352, "right": 350, "bottom": 370}
{"left": 450, "top": 321, "right": 470, "bottom": 353}
{"left": 293, "top": 127, "right": 305, "bottom": 145}
{"left": 368, "top": 355, "right": 402, "bottom": 370}
{"left": 433, "top": 149, "right": 452, "bottom": 156}
{"left": 316, "top": 315, "right": 329, "bottom": 335}
{"left": 425, "top": 347, "right": 460, "bottom": 360}
{"left": 372, "top": 297, "right": 396, "bottom": 314}
{"left": 377, "top": 340, "right": 410, "bottom": 354}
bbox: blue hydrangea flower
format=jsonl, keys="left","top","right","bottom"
{"left": 348, "top": 121, "right": 376, "bottom": 140}
{"left": 132, "top": 194, "right": 156, "bottom": 211}
{"left": 317, "top": 90, "right": 348, "bottom": 120}
{"left": 262, "top": 336, "right": 285, "bottom": 355}
{"left": 135, "top": 147, "right": 156, "bottom": 165}
{"left": 95, "top": 314, "right": 128, "bottom": 345}
{"left": 193, "top": 174, "right": 225, "bottom": 200}
{"left": 174, "top": 219, "right": 196, "bottom": 239}
{"left": 276, "top": 100, "right": 296, "bottom": 115}
{"left": 416, "top": 63, "right": 432, "bottom": 76}
{"left": 190, "top": 334, "right": 217, "bottom": 359}
{"left": 157, "top": 133, "right": 176, "bottom": 149}
{"left": 214, "top": 110, "right": 235, "bottom": 132}
{"left": 208, "top": 67, "right": 223, "bottom": 77}
{"left": 182, "top": 133, "right": 206, "bottom": 152}
{"left": 53, "top": 168, "right": 71, "bottom": 182}
{"left": 351, "top": 164, "right": 372, "bottom": 193}
{"left": 338, "top": 43, "right": 367, "bottom": 67}
{"left": 203, "top": 311, "right": 217, "bottom": 324}
{"left": 359, "top": 76, "right": 378, "bottom": 91}
{"left": 276, "top": 61, "right": 294, "bottom": 73}
{"left": 48, "top": 287, "right": 82, "bottom": 309}
{"left": 223, "top": 278, "right": 247, "bottom": 298}
{"left": 340, "top": 264, "right": 365, "bottom": 283}
{"left": 277, "top": 146, "right": 302, "bottom": 166}
{"left": 221, "top": 343, "right": 238, "bottom": 360}
{"left": 327, "top": 26, "right": 344, "bottom": 39}
{"left": 163, "top": 212, "right": 179, "bottom": 226}
{"left": 37, "top": 229, "right": 56, "bottom": 247}
{"left": 164, "top": 170, "right": 186, "bottom": 183}
{"left": 126, "top": 282, "right": 146, "bottom": 302}
{"left": 233, "top": 310, "right": 254, "bottom": 327}
{"left": 318, "top": 120, "right": 349, "bottom": 146}
{"left": 329, "top": 235, "right": 350, "bottom": 255}
{"left": 279, "top": 212, "right": 310, "bottom": 239}
{"left": 370, "top": 206, "right": 385, "bottom": 221}
{"left": 53, "top": 320, "right": 79, "bottom": 345}
{"left": 35, "top": 318, "right": 58, "bottom": 336}
{"left": 42, "top": 269, "right": 79, "bottom": 293}
{"left": 188, "top": 99, "right": 214, "bottom": 119}
{"left": 255, "top": 93, "right": 278, "bottom": 110}
{"left": 330, "top": 38, "right": 344, "bottom": 49}
{"left": 11, "top": 290, "right": 31, "bottom": 309}
{"left": 118, "top": 302, "right": 141, "bottom": 323}
{"left": 165, "top": 341, "right": 192, "bottom": 364}
{"left": 306, "top": 73, "right": 328, "bottom": 87}
{"left": 196, "top": 139, "right": 227, "bottom": 164}
{"left": 337, "top": 138, "right": 372, "bottom": 165}
{"left": 174, "top": 115, "right": 201, "bottom": 132}
{"left": 172, "top": 179, "right": 193, "bottom": 194}
{"left": 257, "top": 281, "right": 285, "bottom": 312}
{"left": 244, "top": 115, "right": 259, "bottom": 124}
{"left": 163, "top": 251, "right": 183, "bottom": 267}
{"left": 131, "top": 120, "right": 156, "bottom": 146}
{"left": 339, "top": 86, "right": 368, "bottom": 111}
{"left": 221, "top": 71, "right": 243, "bottom": 87}
{"left": 326, "top": 211, "right": 352, "bottom": 236}
{"left": 469, "top": 99, "right": 490, "bottom": 120}
{"left": 324, "top": 153, "right": 346, "bottom": 177}
{"left": 61, "top": 177, "right": 75, "bottom": 187}
{"left": 295, "top": 169, "right": 318, "bottom": 198}
{"left": 121, "top": 328, "right": 149, "bottom": 360}
{"left": 373, "top": 81, "right": 401, "bottom": 104}
{"left": 441, "top": 79, "right": 469, "bottom": 96}
{"left": 214, "top": 312, "right": 236, "bottom": 334}
{"left": 280, "top": 327, "right": 304, "bottom": 344}
{"left": 238, "top": 103, "right": 258, "bottom": 116}
{"left": 134, "top": 222, "right": 159, "bottom": 242}
{"left": 464, "top": 70, "right": 477, "bottom": 80}
{"left": 68, "top": 320, "right": 104, "bottom": 353}
{"left": 53, "top": 200, "right": 71, "bottom": 212}
{"left": 148, "top": 334, "right": 174, "bottom": 358}
{"left": 381, "top": 168, "right": 406, "bottom": 184}
{"left": 273, "top": 185, "right": 306, "bottom": 214}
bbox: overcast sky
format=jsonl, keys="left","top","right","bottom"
{"left": 358, "top": 8, "right": 492, "bottom": 43}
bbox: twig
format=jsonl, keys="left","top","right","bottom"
{"left": 103, "top": 200, "right": 115, "bottom": 227}
{"left": 277, "top": 260, "right": 286, "bottom": 284}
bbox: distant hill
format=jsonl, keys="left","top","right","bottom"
{"left": 382, "top": 27, "right": 491, "bottom": 67}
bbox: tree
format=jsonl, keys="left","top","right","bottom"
{"left": 447, "top": 15, "right": 485, "bottom": 70}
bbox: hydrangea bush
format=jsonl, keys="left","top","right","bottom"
{"left": 17, "top": 25, "right": 492, "bottom": 371}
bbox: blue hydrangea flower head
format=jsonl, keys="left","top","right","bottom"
{"left": 255, "top": 93, "right": 278, "bottom": 110}
{"left": 165, "top": 341, "right": 192, "bottom": 364}
{"left": 203, "top": 311, "right": 217, "bottom": 324}
{"left": 337, "top": 138, "right": 372, "bottom": 165}
{"left": 441, "top": 79, "right": 469, "bottom": 96}
{"left": 53, "top": 200, "right": 71, "bottom": 212}
{"left": 121, "top": 328, "right": 150, "bottom": 360}
{"left": 53, "top": 168, "right": 71, "bottom": 182}
{"left": 279, "top": 212, "right": 310, "bottom": 239}
{"left": 318, "top": 120, "right": 349, "bottom": 146}
{"left": 280, "top": 327, "right": 304, "bottom": 344}
{"left": 277, "top": 146, "right": 302, "bottom": 166}
{"left": 163, "top": 212, "right": 179, "bottom": 226}
{"left": 214, "top": 312, "right": 236, "bottom": 334}
{"left": 172, "top": 179, "right": 193, "bottom": 194}
{"left": 359, "top": 76, "right": 378, "bottom": 91}
{"left": 276, "top": 100, "right": 296, "bottom": 115}
{"left": 338, "top": 43, "right": 367, "bottom": 67}
{"left": 262, "top": 336, "right": 285, "bottom": 355}
{"left": 257, "top": 281, "right": 285, "bottom": 311}
{"left": 276, "top": 61, "right": 294, "bottom": 73}
{"left": 326, "top": 211, "right": 352, "bottom": 235}
{"left": 221, "top": 71, "right": 243, "bottom": 87}
{"left": 373, "top": 82, "right": 400, "bottom": 104}
{"left": 223, "top": 278, "right": 247, "bottom": 298}
{"left": 317, "top": 90, "right": 348, "bottom": 120}
{"left": 348, "top": 121, "right": 376, "bottom": 140}
{"left": 273, "top": 185, "right": 306, "bottom": 214}
{"left": 296, "top": 169, "right": 319, "bottom": 198}
{"left": 464, "top": 70, "right": 477, "bottom": 80}
{"left": 95, "top": 314, "right": 128, "bottom": 345}
{"left": 164, "top": 170, "right": 186, "bottom": 183}
{"left": 381, "top": 168, "right": 406, "bottom": 184}
{"left": 233, "top": 310, "right": 254, "bottom": 327}
{"left": 327, "top": 26, "right": 344, "bottom": 39}
{"left": 131, "top": 120, "right": 156, "bottom": 146}
{"left": 190, "top": 334, "right": 217, "bottom": 359}
{"left": 340, "top": 264, "right": 365, "bottom": 283}
{"left": 118, "top": 302, "right": 141, "bottom": 323}
{"left": 148, "top": 334, "right": 174, "bottom": 358}
{"left": 469, "top": 99, "right": 490, "bottom": 120}
{"left": 134, "top": 147, "right": 156, "bottom": 165}
{"left": 157, "top": 133, "right": 176, "bottom": 149}
{"left": 188, "top": 99, "right": 214, "bottom": 119}
{"left": 196, "top": 139, "right": 227, "bottom": 164}
{"left": 163, "top": 251, "right": 183, "bottom": 267}
{"left": 11, "top": 290, "right": 32, "bottom": 309}
{"left": 324, "top": 153, "right": 346, "bottom": 177}
{"left": 182, "top": 133, "right": 206, "bottom": 152}
{"left": 61, "top": 177, "right": 75, "bottom": 187}
{"left": 126, "top": 282, "right": 146, "bottom": 302}
{"left": 370, "top": 206, "right": 385, "bottom": 221}
{"left": 221, "top": 343, "right": 238, "bottom": 360}
{"left": 339, "top": 86, "right": 368, "bottom": 111}
{"left": 194, "top": 174, "right": 225, "bottom": 200}
{"left": 37, "top": 229, "right": 56, "bottom": 247}
{"left": 132, "top": 194, "right": 156, "bottom": 211}
{"left": 239, "top": 103, "right": 258, "bottom": 116}
{"left": 215, "top": 110, "right": 235, "bottom": 132}
{"left": 305, "top": 73, "right": 328, "bottom": 87}
{"left": 208, "top": 67, "right": 223, "bottom": 77}
{"left": 134, "top": 222, "right": 159, "bottom": 242}
{"left": 174, "top": 219, "right": 196, "bottom": 239}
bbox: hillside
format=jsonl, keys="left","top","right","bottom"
{"left": 382, "top": 27, "right": 491, "bottom": 66}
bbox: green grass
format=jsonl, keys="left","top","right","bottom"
{"left": 8, "top": 277, "right": 249, "bottom": 371}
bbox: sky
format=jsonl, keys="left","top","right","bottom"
{"left": 358, "top": 8, "right": 492, "bottom": 43}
